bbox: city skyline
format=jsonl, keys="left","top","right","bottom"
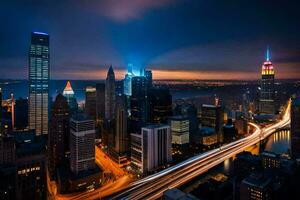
{"left": 1, "top": 0, "right": 300, "bottom": 80}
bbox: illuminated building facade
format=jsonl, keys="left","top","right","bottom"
{"left": 28, "top": 32, "right": 49, "bottom": 135}
{"left": 169, "top": 116, "right": 190, "bottom": 145}
{"left": 291, "top": 97, "right": 300, "bottom": 159}
{"left": 105, "top": 66, "right": 116, "bottom": 121}
{"left": 131, "top": 124, "right": 172, "bottom": 174}
{"left": 259, "top": 49, "right": 275, "bottom": 115}
{"left": 70, "top": 114, "right": 95, "bottom": 174}
{"left": 63, "top": 81, "right": 78, "bottom": 114}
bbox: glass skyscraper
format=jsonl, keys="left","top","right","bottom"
{"left": 28, "top": 32, "right": 49, "bottom": 135}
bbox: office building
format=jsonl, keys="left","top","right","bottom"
{"left": 223, "top": 119, "right": 237, "bottom": 143}
{"left": 261, "top": 151, "right": 280, "bottom": 169}
{"left": 201, "top": 104, "right": 224, "bottom": 143}
{"left": 175, "top": 104, "right": 198, "bottom": 143}
{"left": 149, "top": 88, "right": 172, "bottom": 124}
{"left": 63, "top": 81, "right": 78, "bottom": 114}
{"left": 15, "top": 132, "right": 47, "bottom": 200}
{"left": 111, "top": 95, "right": 128, "bottom": 164}
{"left": 0, "top": 134, "right": 15, "bottom": 165}
{"left": 96, "top": 83, "right": 105, "bottom": 121}
{"left": 48, "top": 94, "right": 70, "bottom": 180}
{"left": 259, "top": 49, "right": 275, "bottom": 115}
{"left": 105, "top": 66, "right": 116, "bottom": 121}
{"left": 199, "top": 127, "right": 218, "bottom": 146}
{"left": 123, "top": 64, "right": 134, "bottom": 96}
{"left": 28, "top": 32, "right": 49, "bottom": 135}
{"left": 70, "top": 114, "right": 95, "bottom": 174}
{"left": 85, "top": 86, "right": 97, "bottom": 119}
{"left": 169, "top": 116, "right": 189, "bottom": 145}
{"left": 130, "top": 76, "right": 149, "bottom": 133}
{"left": 14, "top": 98, "right": 28, "bottom": 130}
{"left": 131, "top": 124, "right": 172, "bottom": 174}
{"left": 240, "top": 173, "right": 272, "bottom": 200}
{"left": 291, "top": 97, "right": 300, "bottom": 159}
{"left": 115, "top": 80, "right": 124, "bottom": 96}
{"left": 145, "top": 70, "right": 153, "bottom": 89}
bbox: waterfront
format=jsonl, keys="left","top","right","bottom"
{"left": 180, "top": 129, "right": 291, "bottom": 194}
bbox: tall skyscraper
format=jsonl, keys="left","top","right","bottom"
{"left": 63, "top": 81, "right": 78, "bottom": 114}
{"left": 130, "top": 76, "right": 149, "bottom": 133}
{"left": 149, "top": 88, "right": 172, "bottom": 124}
{"left": 70, "top": 114, "right": 95, "bottom": 174}
{"left": 105, "top": 66, "right": 116, "bottom": 121}
{"left": 111, "top": 95, "right": 129, "bottom": 164}
{"left": 291, "top": 97, "right": 300, "bottom": 159}
{"left": 131, "top": 124, "right": 172, "bottom": 174}
{"left": 28, "top": 32, "right": 49, "bottom": 135}
{"left": 259, "top": 48, "right": 275, "bottom": 115}
{"left": 124, "top": 64, "right": 134, "bottom": 96}
{"left": 96, "top": 83, "right": 105, "bottom": 121}
{"left": 48, "top": 94, "right": 70, "bottom": 180}
{"left": 85, "top": 86, "right": 97, "bottom": 119}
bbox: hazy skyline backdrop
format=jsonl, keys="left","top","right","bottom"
{"left": 1, "top": 0, "right": 300, "bottom": 80}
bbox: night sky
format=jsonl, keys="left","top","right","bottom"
{"left": 0, "top": 0, "right": 300, "bottom": 80}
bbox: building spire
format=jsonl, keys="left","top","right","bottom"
{"left": 266, "top": 47, "right": 270, "bottom": 61}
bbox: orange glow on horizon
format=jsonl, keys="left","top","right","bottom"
{"left": 52, "top": 67, "right": 300, "bottom": 80}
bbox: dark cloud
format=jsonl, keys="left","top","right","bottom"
{"left": 0, "top": 0, "right": 300, "bottom": 79}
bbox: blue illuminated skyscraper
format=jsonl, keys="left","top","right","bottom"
{"left": 124, "top": 64, "right": 134, "bottom": 96}
{"left": 28, "top": 32, "right": 49, "bottom": 135}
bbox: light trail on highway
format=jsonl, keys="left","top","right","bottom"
{"left": 111, "top": 101, "right": 291, "bottom": 200}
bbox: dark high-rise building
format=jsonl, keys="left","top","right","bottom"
{"left": 96, "top": 83, "right": 105, "bottom": 121}
{"left": 15, "top": 132, "right": 47, "bottom": 200}
{"left": 145, "top": 70, "right": 153, "bottom": 89}
{"left": 48, "top": 94, "right": 70, "bottom": 180}
{"left": 115, "top": 80, "right": 124, "bottom": 96}
{"left": 240, "top": 173, "right": 272, "bottom": 200}
{"left": 28, "top": 32, "right": 50, "bottom": 136}
{"left": 63, "top": 81, "right": 78, "bottom": 114}
{"left": 149, "top": 88, "right": 172, "bottom": 124}
{"left": 111, "top": 95, "right": 128, "bottom": 164}
{"left": 130, "top": 76, "right": 149, "bottom": 133}
{"left": 259, "top": 49, "right": 275, "bottom": 115}
{"left": 105, "top": 66, "right": 116, "bottom": 121}
{"left": 85, "top": 86, "right": 97, "bottom": 119}
{"left": 201, "top": 104, "right": 224, "bottom": 143}
{"left": 14, "top": 98, "right": 28, "bottom": 130}
{"left": 0, "top": 135, "right": 15, "bottom": 165}
{"left": 291, "top": 97, "right": 300, "bottom": 159}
